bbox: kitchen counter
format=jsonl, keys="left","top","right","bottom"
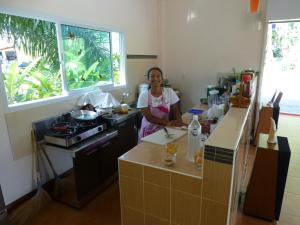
{"left": 118, "top": 81, "right": 257, "bottom": 225}
{"left": 119, "top": 132, "right": 201, "bottom": 178}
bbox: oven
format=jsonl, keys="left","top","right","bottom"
{"left": 32, "top": 112, "right": 121, "bottom": 208}
{"left": 47, "top": 129, "right": 119, "bottom": 208}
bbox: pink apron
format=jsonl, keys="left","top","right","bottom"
{"left": 138, "top": 91, "right": 170, "bottom": 142}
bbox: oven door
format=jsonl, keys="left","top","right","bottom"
{"left": 73, "top": 130, "right": 118, "bottom": 200}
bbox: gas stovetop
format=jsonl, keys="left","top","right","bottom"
{"left": 40, "top": 112, "right": 108, "bottom": 148}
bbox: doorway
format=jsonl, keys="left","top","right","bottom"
{"left": 261, "top": 21, "right": 300, "bottom": 115}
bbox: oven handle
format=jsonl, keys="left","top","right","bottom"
{"left": 101, "top": 141, "right": 111, "bottom": 148}
{"left": 84, "top": 148, "right": 98, "bottom": 156}
{"left": 75, "top": 130, "right": 118, "bottom": 157}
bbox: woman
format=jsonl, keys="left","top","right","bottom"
{"left": 137, "top": 67, "right": 184, "bottom": 140}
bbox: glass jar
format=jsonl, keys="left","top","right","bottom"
{"left": 208, "top": 90, "right": 219, "bottom": 108}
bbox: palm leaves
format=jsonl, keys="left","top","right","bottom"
{"left": 0, "top": 13, "right": 59, "bottom": 70}
{"left": 3, "top": 59, "right": 61, "bottom": 104}
{"left": 0, "top": 12, "right": 118, "bottom": 105}
{"left": 61, "top": 25, "right": 113, "bottom": 90}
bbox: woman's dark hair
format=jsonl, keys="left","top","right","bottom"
{"left": 147, "top": 67, "right": 163, "bottom": 80}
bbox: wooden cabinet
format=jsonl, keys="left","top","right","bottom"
{"left": 244, "top": 134, "right": 291, "bottom": 221}
{"left": 114, "top": 116, "right": 138, "bottom": 157}
{"left": 54, "top": 114, "right": 139, "bottom": 208}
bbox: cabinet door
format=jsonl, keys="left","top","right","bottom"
{"left": 74, "top": 147, "right": 101, "bottom": 199}
{"left": 115, "top": 117, "right": 138, "bottom": 157}
{"left": 98, "top": 137, "right": 119, "bottom": 182}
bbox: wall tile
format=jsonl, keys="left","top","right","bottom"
{"left": 122, "top": 206, "right": 145, "bottom": 225}
{"left": 144, "top": 183, "right": 170, "bottom": 220}
{"left": 201, "top": 198, "right": 228, "bottom": 225}
{"left": 171, "top": 172, "right": 202, "bottom": 196}
{"left": 120, "top": 176, "right": 144, "bottom": 210}
{"left": 171, "top": 190, "right": 201, "bottom": 225}
{"left": 203, "top": 160, "right": 232, "bottom": 204}
{"left": 119, "top": 160, "right": 143, "bottom": 179}
{"left": 144, "top": 166, "right": 170, "bottom": 187}
{"left": 145, "top": 214, "right": 169, "bottom": 225}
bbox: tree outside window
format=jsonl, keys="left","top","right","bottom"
{"left": 0, "top": 12, "right": 125, "bottom": 106}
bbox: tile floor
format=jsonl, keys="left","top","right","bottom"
{"left": 17, "top": 114, "right": 300, "bottom": 225}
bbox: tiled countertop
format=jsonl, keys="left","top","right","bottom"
{"left": 120, "top": 93, "right": 255, "bottom": 179}
{"left": 205, "top": 107, "right": 250, "bottom": 151}
{"left": 119, "top": 133, "right": 203, "bottom": 179}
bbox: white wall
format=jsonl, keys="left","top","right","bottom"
{"left": 0, "top": 0, "right": 159, "bottom": 204}
{"left": 267, "top": 0, "right": 300, "bottom": 21}
{"left": 160, "top": 0, "right": 267, "bottom": 111}
{"left": 0, "top": 0, "right": 159, "bottom": 54}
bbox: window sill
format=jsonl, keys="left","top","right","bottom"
{"left": 4, "top": 83, "right": 127, "bottom": 113}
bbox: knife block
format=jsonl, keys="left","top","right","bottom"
{"left": 254, "top": 104, "right": 280, "bottom": 145}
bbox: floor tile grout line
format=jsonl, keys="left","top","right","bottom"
{"left": 280, "top": 212, "right": 300, "bottom": 218}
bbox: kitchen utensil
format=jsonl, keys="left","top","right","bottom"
{"left": 70, "top": 110, "right": 99, "bottom": 121}
{"left": 273, "top": 91, "right": 283, "bottom": 106}
{"left": 163, "top": 127, "right": 173, "bottom": 138}
{"left": 141, "top": 128, "right": 186, "bottom": 146}
{"left": 81, "top": 104, "right": 96, "bottom": 112}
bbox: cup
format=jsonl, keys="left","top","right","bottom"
{"left": 163, "top": 143, "right": 178, "bottom": 166}
{"left": 194, "top": 149, "right": 204, "bottom": 170}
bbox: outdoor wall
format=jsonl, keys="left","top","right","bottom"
{"left": 267, "top": 0, "right": 300, "bottom": 21}
{"left": 160, "top": 0, "right": 267, "bottom": 111}
{"left": 0, "top": 0, "right": 159, "bottom": 204}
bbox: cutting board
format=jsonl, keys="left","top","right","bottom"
{"left": 141, "top": 128, "right": 187, "bottom": 145}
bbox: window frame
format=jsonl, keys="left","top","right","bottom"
{"left": 0, "top": 10, "right": 126, "bottom": 113}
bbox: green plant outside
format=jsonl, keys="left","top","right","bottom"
{"left": 0, "top": 13, "right": 122, "bottom": 105}
{"left": 3, "top": 59, "right": 61, "bottom": 104}
{"left": 61, "top": 24, "right": 114, "bottom": 90}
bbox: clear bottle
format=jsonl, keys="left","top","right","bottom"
{"left": 208, "top": 90, "right": 219, "bottom": 108}
{"left": 186, "top": 115, "right": 202, "bottom": 162}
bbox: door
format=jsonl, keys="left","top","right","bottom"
{"left": 115, "top": 117, "right": 138, "bottom": 157}
{"left": 74, "top": 146, "right": 102, "bottom": 199}
{"left": 261, "top": 21, "right": 300, "bottom": 114}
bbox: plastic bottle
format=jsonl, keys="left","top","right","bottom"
{"left": 208, "top": 90, "right": 219, "bottom": 108}
{"left": 186, "top": 115, "right": 202, "bottom": 162}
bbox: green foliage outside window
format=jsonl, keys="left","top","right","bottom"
{"left": 61, "top": 25, "right": 113, "bottom": 90}
{"left": 0, "top": 13, "right": 123, "bottom": 105}
{"left": 0, "top": 13, "right": 61, "bottom": 104}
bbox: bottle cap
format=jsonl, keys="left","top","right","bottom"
{"left": 193, "top": 115, "right": 198, "bottom": 120}
{"left": 209, "top": 90, "right": 219, "bottom": 95}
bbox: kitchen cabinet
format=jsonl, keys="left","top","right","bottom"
{"left": 43, "top": 112, "right": 139, "bottom": 208}
{"left": 74, "top": 146, "right": 102, "bottom": 199}
{"left": 74, "top": 134, "right": 120, "bottom": 199}
{"left": 114, "top": 116, "right": 138, "bottom": 157}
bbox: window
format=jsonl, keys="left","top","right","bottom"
{"left": 0, "top": 13, "right": 62, "bottom": 105}
{"left": 0, "top": 12, "right": 125, "bottom": 107}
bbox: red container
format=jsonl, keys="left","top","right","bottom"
{"left": 242, "top": 74, "right": 252, "bottom": 98}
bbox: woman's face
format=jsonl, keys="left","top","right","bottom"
{"left": 149, "top": 69, "right": 163, "bottom": 87}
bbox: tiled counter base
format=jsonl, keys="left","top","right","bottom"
{"left": 119, "top": 90, "right": 255, "bottom": 225}
{"left": 119, "top": 160, "right": 202, "bottom": 225}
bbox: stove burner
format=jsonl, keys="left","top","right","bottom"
{"left": 43, "top": 112, "right": 108, "bottom": 148}
{"left": 78, "top": 121, "right": 97, "bottom": 129}
{"left": 51, "top": 122, "right": 77, "bottom": 137}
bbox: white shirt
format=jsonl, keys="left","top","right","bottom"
{"left": 137, "top": 87, "right": 179, "bottom": 110}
